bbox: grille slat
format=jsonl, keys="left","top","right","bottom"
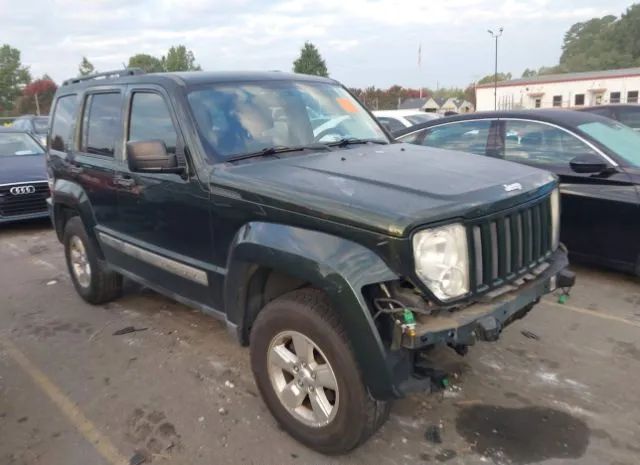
{"left": 469, "top": 195, "right": 553, "bottom": 293}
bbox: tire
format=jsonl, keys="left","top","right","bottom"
{"left": 63, "top": 216, "right": 122, "bottom": 305}
{"left": 250, "top": 288, "right": 390, "bottom": 454}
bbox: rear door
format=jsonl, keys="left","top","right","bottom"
{"left": 71, "top": 89, "right": 125, "bottom": 233}
{"left": 498, "top": 118, "right": 639, "bottom": 269}
{"left": 111, "top": 85, "right": 217, "bottom": 308}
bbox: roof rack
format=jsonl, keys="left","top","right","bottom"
{"left": 62, "top": 68, "right": 146, "bottom": 86}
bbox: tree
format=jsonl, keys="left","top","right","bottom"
{"left": 293, "top": 42, "right": 328, "bottom": 77}
{"left": 0, "top": 44, "right": 31, "bottom": 115}
{"left": 463, "top": 84, "right": 476, "bottom": 107}
{"left": 477, "top": 72, "right": 512, "bottom": 85}
{"left": 128, "top": 54, "right": 164, "bottom": 73}
{"left": 14, "top": 76, "right": 57, "bottom": 115}
{"left": 163, "top": 45, "right": 201, "bottom": 72}
{"left": 78, "top": 57, "right": 96, "bottom": 76}
{"left": 521, "top": 68, "right": 538, "bottom": 78}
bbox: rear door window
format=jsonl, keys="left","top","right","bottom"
{"left": 50, "top": 95, "right": 79, "bottom": 151}
{"left": 503, "top": 120, "right": 598, "bottom": 166}
{"left": 407, "top": 120, "right": 492, "bottom": 156}
{"left": 81, "top": 92, "right": 122, "bottom": 157}
{"left": 128, "top": 92, "right": 178, "bottom": 154}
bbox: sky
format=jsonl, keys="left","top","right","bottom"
{"left": 2, "top": 0, "right": 636, "bottom": 89}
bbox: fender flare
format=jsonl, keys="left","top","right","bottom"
{"left": 224, "top": 222, "right": 400, "bottom": 399}
{"left": 51, "top": 179, "right": 102, "bottom": 255}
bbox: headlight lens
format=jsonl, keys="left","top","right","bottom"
{"left": 550, "top": 188, "right": 560, "bottom": 250}
{"left": 413, "top": 224, "right": 469, "bottom": 301}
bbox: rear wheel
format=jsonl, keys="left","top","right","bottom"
{"left": 250, "top": 288, "right": 390, "bottom": 454}
{"left": 63, "top": 217, "right": 122, "bottom": 304}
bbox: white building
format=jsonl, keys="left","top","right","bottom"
{"left": 475, "top": 67, "right": 640, "bottom": 111}
{"left": 398, "top": 96, "right": 474, "bottom": 114}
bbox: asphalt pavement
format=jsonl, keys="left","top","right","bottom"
{"left": 1, "top": 220, "right": 639, "bottom": 465}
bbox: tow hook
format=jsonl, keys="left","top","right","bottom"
{"left": 475, "top": 316, "right": 502, "bottom": 342}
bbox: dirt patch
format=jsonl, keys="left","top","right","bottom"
{"left": 456, "top": 405, "right": 589, "bottom": 464}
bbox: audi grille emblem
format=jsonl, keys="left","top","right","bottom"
{"left": 9, "top": 185, "right": 36, "bottom": 195}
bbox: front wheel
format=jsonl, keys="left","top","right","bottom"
{"left": 250, "top": 288, "right": 390, "bottom": 454}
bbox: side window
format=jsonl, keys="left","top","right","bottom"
{"left": 616, "top": 107, "right": 640, "bottom": 130}
{"left": 418, "top": 120, "right": 492, "bottom": 156}
{"left": 377, "top": 117, "right": 405, "bottom": 132}
{"left": 504, "top": 120, "right": 599, "bottom": 165}
{"left": 128, "top": 92, "right": 178, "bottom": 154}
{"left": 50, "top": 95, "right": 78, "bottom": 151}
{"left": 81, "top": 92, "right": 122, "bottom": 157}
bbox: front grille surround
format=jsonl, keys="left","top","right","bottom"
{"left": 0, "top": 181, "right": 49, "bottom": 218}
{"left": 468, "top": 193, "right": 553, "bottom": 294}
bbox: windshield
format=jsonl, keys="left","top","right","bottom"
{"left": 33, "top": 117, "right": 49, "bottom": 134}
{"left": 187, "top": 80, "right": 387, "bottom": 159}
{"left": 405, "top": 113, "right": 438, "bottom": 125}
{"left": 0, "top": 132, "right": 44, "bottom": 156}
{"left": 578, "top": 120, "right": 640, "bottom": 167}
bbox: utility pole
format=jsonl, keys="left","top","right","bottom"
{"left": 488, "top": 27, "right": 503, "bottom": 111}
{"left": 34, "top": 93, "right": 40, "bottom": 116}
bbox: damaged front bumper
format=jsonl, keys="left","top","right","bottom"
{"left": 403, "top": 249, "right": 574, "bottom": 350}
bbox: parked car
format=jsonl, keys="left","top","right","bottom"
{"left": 47, "top": 70, "right": 573, "bottom": 453}
{"left": 0, "top": 128, "right": 49, "bottom": 223}
{"left": 373, "top": 109, "right": 439, "bottom": 132}
{"left": 578, "top": 104, "right": 640, "bottom": 131}
{"left": 395, "top": 109, "right": 640, "bottom": 274}
{"left": 11, "top": 114, "right": 49, "bottom": 146}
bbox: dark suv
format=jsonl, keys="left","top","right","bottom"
{"left": 47, "top": 69, "right": 574, "bottom": 453}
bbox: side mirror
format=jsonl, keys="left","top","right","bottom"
{"left": 569, "top": 154, "right": 608, "bottom": 174}
{"left": 127, "top": 140, "right": 183, "bottom": 174}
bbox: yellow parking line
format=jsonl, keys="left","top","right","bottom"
{"left": 543, "top": 300, "right": 640, "bottom": 329}
{"left": 0, "top": 338, "right": 128, "bottom": 465}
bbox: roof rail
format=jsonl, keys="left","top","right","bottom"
{"left": 62, "top": 68, "right": 146, "bottom": 86}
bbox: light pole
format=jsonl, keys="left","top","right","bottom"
{"left": 488, "top": 27, "right": 503, "bottom": 111}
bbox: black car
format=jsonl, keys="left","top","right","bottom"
{"left": 47, "top": 69, "right": 573, "bottom": 453}
{"left": 578, "top": 104, "right": 640, "bottom": 131}
{"left": 0, "top": 128, "right": 49, "bottom": 223}
{"left": 395, "top": 109, "right": 640, "bottom": 274}
{"left": 11, "top": 114, "right": 49, "bottom": 146}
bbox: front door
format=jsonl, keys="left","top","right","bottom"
{"left": 110, "top": 86, "right": 219, "bottom": 308}
{"left": 499, "top": 118, "right": 639, "bottom": 270}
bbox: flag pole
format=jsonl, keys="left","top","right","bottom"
{"left": 418, "top": 43, "right": 422, "bottom": 99}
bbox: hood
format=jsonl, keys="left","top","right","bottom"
{"left": 212, "top": 143, "right": 556, "bottom": 236}
{"left": 0, "top": 155, "right": 47, "bottom": 185}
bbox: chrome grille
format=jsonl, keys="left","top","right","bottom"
{"left": 470, "top": 195, "right": 552, "bottom": 292}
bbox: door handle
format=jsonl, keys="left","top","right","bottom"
{"left": 69, "top": 165, "right": 83, "bottom": 175}
{"left": 113, "top": 176, "right": 136, "bottom": 188}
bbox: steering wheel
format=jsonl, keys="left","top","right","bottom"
{"left": 313, "top": 127, "right": 346, "bottom": 143}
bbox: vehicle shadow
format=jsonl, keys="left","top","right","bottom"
{"left": 0, "top": 218, "right": 52, "bottom": 236}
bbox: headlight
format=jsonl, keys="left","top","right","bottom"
{"left": 550, "top": 188, "right": 560, "bottom": 250}
{"left": 413, "top": 224, "right": 469, "bottom": 301}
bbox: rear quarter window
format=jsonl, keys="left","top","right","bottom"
{"left": 50, "top": 95, "right": 79, "bottom": 151}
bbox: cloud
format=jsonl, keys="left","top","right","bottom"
{"left": 0, "top": 0, "right": 632, "bottom": 89}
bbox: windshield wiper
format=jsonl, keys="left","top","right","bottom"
{"left": 327, "top": 138, "right": 388, "bottom": 147}
{"left": 226, "top": 144, "right": 332, "bottom": 163}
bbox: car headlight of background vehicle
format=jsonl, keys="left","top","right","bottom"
{"left": 550, "top": 188, "right": 560, "bottom": 251}
{"left": 413, "top": 224, "right": 469, "bottom": 301}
